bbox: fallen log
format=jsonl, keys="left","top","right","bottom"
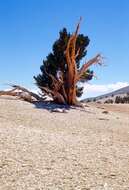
{"left": 0, "top": 84, "right": 46, "bottom": 103}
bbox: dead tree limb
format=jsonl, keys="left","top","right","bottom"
{"left": 0, "top": 84, "right": 46, "bottom": 103}
{"left": 76, "top": 54, "right": 103, "bottom": 81}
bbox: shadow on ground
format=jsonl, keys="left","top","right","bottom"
{"left": 33, "top": 101, "right": 71, "bottom": 113}
{"left": 33, "top": 101, "right": 93, "bottom": 114}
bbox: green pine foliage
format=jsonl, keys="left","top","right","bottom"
{"left": 115, "top": 95, "right": 129, "bottom": 103}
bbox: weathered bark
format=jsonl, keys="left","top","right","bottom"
{"left": 63, "top": 19, "right": 103, "bottom": 105}
{"left": 64, "top": 19, "right": 81, "bottom": 105}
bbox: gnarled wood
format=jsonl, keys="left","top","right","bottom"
{"left": 76, "top": 54, "right": 102, "bottom": 82}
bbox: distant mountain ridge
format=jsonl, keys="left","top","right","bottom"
{"left": 83, "top": 85, "right": 129, "bottom": 102}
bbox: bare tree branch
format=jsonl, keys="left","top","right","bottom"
{"left": 77, "top": 54, "right": 103, "bottom": 81}
{"left": 75, "top": 48, "right": 80, "bottom": 58}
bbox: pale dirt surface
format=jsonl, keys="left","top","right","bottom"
{"left": 0, "top": 98, "right": 129, "bottom": 190}
{"left": 92, "top": 103, "right": 129, "bottom": 115}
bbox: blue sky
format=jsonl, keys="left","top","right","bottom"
{"left": 0, "top": 0, "right": 129, "bottom": 98}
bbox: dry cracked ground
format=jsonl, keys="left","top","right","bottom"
{"left": 0, "top": 97, "right": 129, "bottom": 190}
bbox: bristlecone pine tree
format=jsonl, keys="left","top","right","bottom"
{"left": 34, "top": 18, "right": 103, "bottom": 105}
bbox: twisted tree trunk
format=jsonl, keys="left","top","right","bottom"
{"left": 63, "top": 18, "right": 102, "bottom": 105}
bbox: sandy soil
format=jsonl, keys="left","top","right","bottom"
{"left": 0, "top": 97, "right": 129, "bottom": 190}
{"left": 93, "top": 103, "right": 129, "bottom": 115}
